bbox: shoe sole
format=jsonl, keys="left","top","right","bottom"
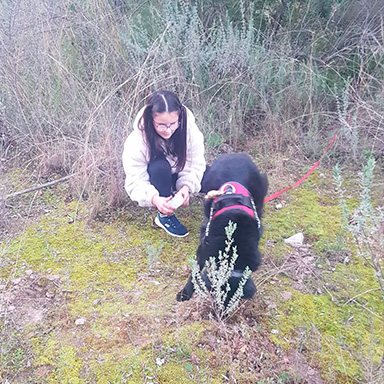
{"left": 154, "top": 216, "right": 189, "bottom": 238}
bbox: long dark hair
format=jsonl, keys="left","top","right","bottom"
{"left": 139, "top": 90, "right": 187, "bottom": 172}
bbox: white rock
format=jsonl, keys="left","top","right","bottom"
{"left": 284, "top": 233, "right": 304, "bottom": 247}
{"left": 275, "top": 203, "right": 283, "bottom": 210}
{"left": 75, "top": 318, "right": 86, "bottom": 325}
{"left": 271, "top": 329, "right": 279, "bottom": 334}
{"left": 47, "top": 275, "right": 60, "bottom": 281}
{"left": 156, "top": 357, "right": 165, "bottom": 366}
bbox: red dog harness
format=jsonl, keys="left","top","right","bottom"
{"left": 212, "top": 182, "right": 256, "bottom": 219}
{"left": 205, "top": 182, "right": 261, "bottom": 238}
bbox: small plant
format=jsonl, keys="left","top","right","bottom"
{"left": 337, "top": 82, "right": 360, "bottom": 161}
{"left": 333, "top": 155, "right": 384, "bottom": 296}
{"left": 191, "top": 221, "right": 251, "bottom": 319}
{"left": 333, "top": 163, "right": 352, "bottom": 252}
{"left": 146, "top": 242, "right": 164, "bottom": 272}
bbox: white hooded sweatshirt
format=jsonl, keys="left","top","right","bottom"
{"left": 122, "top": 106, "right": 206, "bottom": 207}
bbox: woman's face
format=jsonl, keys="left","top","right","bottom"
{"left": 152, "top": 111, "right": 180, "bottom": 140}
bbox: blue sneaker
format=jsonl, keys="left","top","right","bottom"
{"left": 155, "top": 212, "right": 189, "bottom": 237}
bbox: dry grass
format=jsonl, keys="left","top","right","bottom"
{"left": 0, "top": 0, "right": 383, "bottom": 217}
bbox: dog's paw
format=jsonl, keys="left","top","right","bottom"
{"left": 176, "top": 290, "right": 191, "bottom": 302}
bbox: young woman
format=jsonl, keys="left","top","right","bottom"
{"left": 122, "top": 90, "right": 206, "bottom": 237}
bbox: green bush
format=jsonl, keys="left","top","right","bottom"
{"left": 191, "top": 221, "right": 252, "bottom": 320}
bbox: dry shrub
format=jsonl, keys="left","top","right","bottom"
{"left": 0, "top": 0, "right": 383, "bottom": 216}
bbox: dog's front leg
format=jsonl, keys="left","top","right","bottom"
{"left": 176, "top": 244, "right": 207, "bottom": 302}
{"left": 176, "top": 275, "right": 194, "bottom": 301}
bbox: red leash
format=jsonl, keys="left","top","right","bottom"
{"left": 264, "top": 133, "right": 338, "bottom": 203}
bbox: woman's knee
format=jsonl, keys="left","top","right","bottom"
{"left": 148, "top": 157, "right": 171, "bottom": 177}
{"left": 148, "top": 157, "right": 172, "bottom": 197}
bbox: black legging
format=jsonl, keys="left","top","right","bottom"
{"left": 147, "top": 156, "right": 210, "bottom": 197}
{"left": 147, "top": 156, "right": 177, "bottom": 197}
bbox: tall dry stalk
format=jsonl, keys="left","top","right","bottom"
{"left": 0, "top": 0, "right": 383, "bottom": 213}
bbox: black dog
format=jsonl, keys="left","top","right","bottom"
{"left": 177, "top": 153, "right": 268, "bottom": 305}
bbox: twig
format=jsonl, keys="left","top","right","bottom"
{"left": 353, "top": 301, "right": 383, "bottom": 320}
{"left": 0, "top": 174, "right": 75, "bottom": 201}
{"left": 344, "top": 288, "right": 381, "bottom": 306}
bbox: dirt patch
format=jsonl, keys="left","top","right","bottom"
{"left": 175, "top": 296, "right": 325, "bottom": 384}
{"left": 0, "top": 270, "right": 68, "bottom": 331}
{"left": 283, "top": 349, "right": 325, "bottom": 384}
{"left": 283, "top": 245, "right": 318, "bottom": 292}
{"left": 0, "top": 270, "right": 70, "bottom": 383}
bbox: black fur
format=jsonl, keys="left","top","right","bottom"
{"left": 176, "top": 153, "right": 268, "bottom": 305}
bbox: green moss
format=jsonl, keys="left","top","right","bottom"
{"left": 263, "top": 177, "right": 344, "bottom": 257}
{"left": 2, "top": 207, "right": 138, "bottom": 289}
{"left": 263, "top": 168, "right": 383, "bottom": 383}
{"left": 259, "top": 236, "right": 290, "bottom": 261}
{"left": 153, "top": 322, "right": 231, "bottom": 383}
{"left": 87, "top": 348, "right": 142, "bottom": 384}
{"left": 31, "top": 337, "right": 58, "bottom": 366}
{"left": 157, "top": 362, "right": 195, "bottom": 383}
{"left": 31, "top": 328, "right": 154, "bottom": 383}
{"left": 31, "top": 337, "right": 84, "bottom": 383}
{"left": 163, "top": 322, "right": 206, "bottom": 353}
{"left": 268, "top": 277, "right": 384, "bottom": 382}
{"left": 41, "top": 188, "right": 61, "bottom": 206}
{"left": 329, "top": 258, "right": 382, "bottom": 298}
{"left": 6, "top": 166, "right": 383, "bottom": 384}
{"left": 54, "top": 346, "right": 84, "bottom": 384}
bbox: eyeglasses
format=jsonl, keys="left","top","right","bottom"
{"left": 153, "top": 120, "right": 179, "bottom": 131}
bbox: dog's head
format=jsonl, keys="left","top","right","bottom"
{"left": 203, "top": 181, "right": 261, "bottom": 236}
{"left": 200, "top": 182, "right": 263, "bottom": 273}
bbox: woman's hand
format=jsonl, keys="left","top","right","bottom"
{"left": 152, "top": 186, "right": 190, "bottom": 215}
{"left": 152, "top": 195, "right": 175, "bottom": 216}
{"left": 177, "top": 185, "right": 190, "bottom": 207}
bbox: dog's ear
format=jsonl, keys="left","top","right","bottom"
{"left": 200, "top": 166, "right": 212, "bottom": 194}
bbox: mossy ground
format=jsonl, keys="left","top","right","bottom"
{"left": 1, "top": 166, "right": 383, "bottom": 383}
